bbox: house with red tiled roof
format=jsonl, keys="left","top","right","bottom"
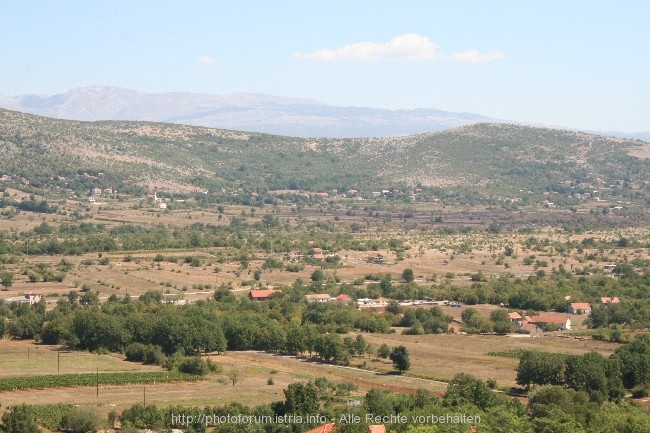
{"left": 369, "top": 426, "right": 387, "bottom": 433}
{"left": 528, "top": 315, "right": 571, "bottom": 330}
{"left": 336, "top": 294, "right": 353, "bottom": 304}
{"left": 305, "top": 294, "right": 332, "bottom": 303}
{"left": 516, "top": 322, "right": 541, "bottom": 336}
{"left": 599, "top": 297, "right": 620, "bottom": 305}
{"left": 568, "top": 302, "right": 591, "bottom": 315}
{"left": 508, "top": 312, "right": 524, "bottom": 323}
{"left": 248, "top": 289, "right": 282, "bottom": 301}
{"left": 304, "top": 423, "right": 336, "bottom": 433}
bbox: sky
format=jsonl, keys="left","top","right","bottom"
{"left": 2, "top": 0, "right": 649, "bottom": 132}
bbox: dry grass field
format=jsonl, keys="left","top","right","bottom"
{"left": 0, "top": 329, "right": 621, "bottom": 414}
{"left": 0, "top": 340, "right": 162, "bottom": 378}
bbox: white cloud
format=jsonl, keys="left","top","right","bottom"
{"left": 447, "top": 49, "right": 505, "bottom": 63}
{"left": 198, "top": 55, "right": 215, "bottom": 64}
{"left": 294, "top": 34, "right": 438, "bottom": 62}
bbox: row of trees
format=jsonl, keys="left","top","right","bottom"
{"left": 0, "top": 289, "right": 396, "bottom": 366}
{"left": 516, "top": 334, "right": 650, "bottom": 402}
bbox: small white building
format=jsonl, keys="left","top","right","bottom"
{"left": 3, "top": 292, "right": 42, "bottom": 305}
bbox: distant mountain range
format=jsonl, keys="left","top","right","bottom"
{"left": 1, "top": 86, "right": 648, "bottom": 140}
{"left": 0, "top": 86, "right": 501, "bottom": 138}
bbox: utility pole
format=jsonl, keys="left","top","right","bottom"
{"left": 58, "top": 352, "right": 60, "bottom": 374}
{"left": 96, "top": 367, "right": 99, "bottom": 397}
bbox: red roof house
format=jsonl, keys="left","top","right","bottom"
{"left": 248, "top": 289, "right": 282, "bottom": 301}
{"left": 305, "top": 423, "right": 336, "bottom": 433}
{"left": 528, "top": 315, "right": 571, "bottom": 330}
{"left": 568, "top": 302, "right": 591, "bottom": 315}
{"left": 600, "top": 297, "right": 620, "bottom": 304}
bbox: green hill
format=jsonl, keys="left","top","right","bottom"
{"left": 1, "top": 108, "right": 648, "bottom": 196}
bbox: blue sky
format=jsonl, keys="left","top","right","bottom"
{"left": 2, "top": 1, "right": 649, "bottom": 132}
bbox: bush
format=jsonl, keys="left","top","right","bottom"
{"left": 143, "top": 346, "right": 167, "bottom": 365}
{"left": 125, "top": 343, "right": 146, "bottom": 362}
{"left": 60, "top": 407, "right": 102, "bottom": 433}
{"left": 177, "top": 357, "right": 209, "bottom": 375}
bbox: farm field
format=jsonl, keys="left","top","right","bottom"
{"left": 0, "top": 330, "right": 620, "bottom": 412}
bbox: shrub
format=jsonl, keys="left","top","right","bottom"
{"left": 143, "top": 346, "right": 167, "bottom": 366}
{"left": 60, "top": 407, "right": 102, "bottom": 433}
{"left": 125, "top": 343, "right": 146, "bottom": 362}
{"left": 177, "top": 357, "right": 209, "bottom": 375}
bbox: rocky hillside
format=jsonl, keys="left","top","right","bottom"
{"left": 0, "top": 108, "right": 648, "bottom": 195}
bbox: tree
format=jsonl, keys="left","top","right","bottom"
{"left": 0, "top": 271, "right": 13, "bottom": 289}
{"left": 310, "top": 269, "right": 324, "bottom": 282}
{"left": 354, "top": 335, "right": 367, "bottom": 356}
{"left": 389, "top": 345, "right": 410, "bottom": 374}
{"left": 377, "top": 343, "right": 391, "bottom": 359}
{"left": 401, "top": 268, "right": 414, "bottom": 283}
{"left": 490, "top": 309, "right": 512, "bottom": 335}
{"left": 444, "top": 373, "right": 496, "bottom": 410}
{"left": 228, "top": 368, "right": 240, "bottom": 386}
{"left": 516, "top": 351, "right": 566, "bottom": 389}
{"left": 278, "top": 382, "right": 319, "bottom": 416}
{"left": 0, "top": 404, "right": 42, "bottom": 433}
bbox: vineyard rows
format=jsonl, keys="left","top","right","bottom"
{"left": 0, "top": 371, "right": 200, "bottom": 391}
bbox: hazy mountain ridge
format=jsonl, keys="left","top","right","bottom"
{"left": 0, "top": 86, "right": 497, "bottom": 138}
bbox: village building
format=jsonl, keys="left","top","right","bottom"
{"left": 568, "top": 302, "right": 591, "bottom": 315}
{"left": 600, "top": 297, "right": 620, "bottom": 305}
{"left": 304, "top": 424, "right": 336, "bottom": 433}
{"left": 248, "top": 289, "right": 282, "bottom": 302}
{"left": 304, "top": 294, "right": 332, "bottom": 303}
{"left": 336, "top": 294, "right": 353, "bottom": 304}
{"left": 368, "top": 251, "right": 384, "bottom": 263}
{"left": 515, "top": 322, "right": 542, "bottom": 336}
{"left": 527, "top": 315, "right": 571, "bottom": 330}
{"left": 3, "top": 292, "right": 42, "bottom": 305}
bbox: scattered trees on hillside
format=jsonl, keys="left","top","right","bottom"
{"left": 389, "top": 345, "right": 410, "bottom": 374}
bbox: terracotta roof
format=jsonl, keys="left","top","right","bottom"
{"left": 249, "top": 289, "right": 282, "bottom": 299}
{"left": 601, "top": 297, "right": 620, "bottom": 304}
{"left": 304, "top": 423, "right": 336, "bottom": 433}
{"left": 570, "top": 302, "right": 591, "bottom": 310}
{"left": 529, "top": 315, "right": 569, "bottom": 324}
{"left": 305, "top": 294, "right": 331, "bottom": 300}
{"left": 336, "top": 294, "right": 352, "bottom": 302}
{"left": 518, "top": 323, "right": 539, "bottom": 333}
{"left": 508, "top": 312, "right": 522, "bottom": 319}
{"left": 369, "top": 426, "right": 386, "bottom": 433}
